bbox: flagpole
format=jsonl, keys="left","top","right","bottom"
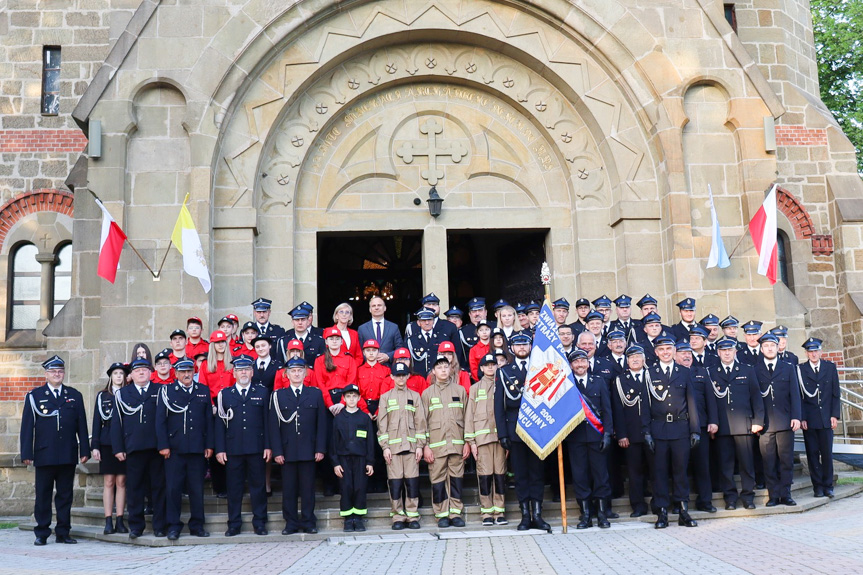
{"left": 540, "top": 262, "right": 568, "bottom": 534}
{"left": 726, "top": 230, "right": 750, "bottom": 260}
{"left": 88, "top": 189, "right": 158, "bottom": 279}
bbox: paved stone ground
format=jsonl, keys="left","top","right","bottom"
{"left": 2, "top": 493, "right": 862, "bottom": 575}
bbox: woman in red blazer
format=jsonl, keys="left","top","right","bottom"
{"left": 332, "top": 302, "right": 363, "bottom": 366}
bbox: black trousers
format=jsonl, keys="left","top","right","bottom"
{"left": 803, "top": 427, "right": 834, "bottom": 490}
{"left": 716, "top": 435, "right": 755, "bottom": 504}
{"left": 226, "top": 454, "right": 267, "bottom": 530}
{"left": 208, "top": 455, "right": 226, "bottom": 494}
{"left": 690, "top": 426, "right": 713, "bottom": 506}
{"left": 623, "top": 442, "right": 653, "bottom": 512}
{"left": 752, "top": 434, "right": 764, "bottom": 485}
{"left": 281, "top": 460, "right": 316, "bottom": 530}
{"left": 652, "top": 437, "right": 690, "bottom": 509}
{"left": 608, "top": 443, "right": 626, "bottom": 498}
{"left": 338, "top": 455, "right": 370, "bottom": 517}
{"left": 165, "top": 453, "right": 206, "bottom": 533}
{"left": 567, "top": 440, "right": 610, "bottom": 500}
{"left": 33, "top": 464, "right": 75, "bottom": 539}
{"left": 510, "top": 441, "right": 545, "bottom": 503}
{"left": 126, "top": 449, "right": 166, "bottom": 534}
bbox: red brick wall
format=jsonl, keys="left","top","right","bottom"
{"left": 776, "top": 187, "right": 815, "bottom": 240}
{"left": 0, "top": 377, "right": 44, "bottom": 401}
{"left": 775, "top": 125, "right": 828, "bottom": 147}
{"left": 823, "top": 351, "right": 845, "bottom": 368}
{"left": 0, "top": 189, "right": 74, "bottom": 247}
{"left": 0, "top": 129, "right": 88, "bottom": 153}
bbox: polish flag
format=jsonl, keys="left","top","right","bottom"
{"left": 95, "top": 198, "right": 127, "bottom": 283}
{"left": 748, "top": 185, "right": 778, "bottom": 284}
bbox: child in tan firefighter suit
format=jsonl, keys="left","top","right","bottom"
{"left": 466, "top": 354, "right": 508, "bottom": 526}
{"left": 422, "top": 355, "right": 469, "bottom": 528}
{"left": 377, "top": 362, "right": 426, "bottom": 530}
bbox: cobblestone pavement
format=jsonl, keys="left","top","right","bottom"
{"left": 2, "top": 493, "right": 862, "bottom": 575}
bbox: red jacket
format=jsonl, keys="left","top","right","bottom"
{"left": 335, "top": 327, "right": 363, "bottom": 366}
{"left": 232, "top": 346, "right": 256, "bottom": 360}
{"left": 150, "top": 372, "right": 174, "bottom": 385}
{"left": 198, "top": 359, "right": 235, "bottom": 402}
{"left": 186, "top": 340, "right": 209, "bottom": 360}
{"left": 469, "top": 341, "right": 491, "bottom": 382}
{"left": 313, "top": 352, "right": 358, "bottom": 408}
{"left": 274, "top": 366, "right": 315, "bottom": 389}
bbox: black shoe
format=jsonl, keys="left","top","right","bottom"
{"left": 630, "top": 509, "right": 646, "bottom": 518}
{"left": 144, "top": 506, "right": 154, "bottom": 516}
{"left": 392, "top": 522, "right": 406, "bottom": 531}
{"left": 305, "top": 526, "right": 318, "bottom": 534}
{"left": 495, "top": 516, "right": 508, "bottom": 525}
{"left": 482, "top": 517, "right": 494, "bottom": 527}
{"left": 167, "top": 531, "right": 180, "bottom": 541}
{"left": 282, "top": 527, "right": 298, "bottom": 535}
{"left": 765, "top": 498, "right": 779, "bottom": 507}
{"left": 104, "top": 517, "right": 115, "bottom": 535}
{"left": 725, "top": 502, "right": 737, "bottom": 511}
{"left": 813, "top": 488, "right": 825, "bottom": 498}
{"left": 517, "top": 501, "right": 531, "bottom": 531}
{"left": 129, "top": 531, "right": 142, "bottom": 540}
{"left": 596, "top": 500, "right": 610, "bottom": 529}
{"left": 451, "top": 516, "right": 465, "bottom": 528}
{"left": 530, "top": 500, "right": 552, "bottom": 533}
{"left": 744, "top": 502, "right": 756, "bottom": 510}
{"left": 678, "top": 502, "right": 697, "bottom": 527}
{"left": 755, "top": 483, "right": 765, "bottom": 490}
{"left": 782, "top": 497, "right": 797, "bottom": 506}
{"left": 825, "top": 488, "right": 835, "bottom": 499}
{"left": 670, "top": 503, "right": 681, "bottom": 515}
{"left": 56, "top": 535, "right": 77, "bottom": 544}
{"left": 190, "top": 529, "right": 210, "bottom": 537}
{"left": 114, "top": 516, "right": 129, "bottom": 534}
{"left": 254, "top": 527, "right": 268, "bottom": 536}
{"left": 153, "top": 531, "right": 166, "bottom": 538}
{"left": 216, "top": 492, "right": 228, "bottom": 499}
{"left": 34, "top": 537, "right": 47, "bottom": 546}
{"left": 344, "top": 518, "right": 355, "bottom": 533}
{"left": 225, "top": 528, "right": 241, "bottom": 537}
{"left": 437, "top": 518, "right": 450, "bottom": 528}
{"left": 576, "top": 499, "right": 593, "bottom": 530}
{"left": 408, "top": 520, "right": 421, "bottom": 529}
{"left": 654, "top": 508, "right": 668, "bottom": 529}
{"left": 355, "top": 518, "right": 366, "bottom": 532}
{"left": 695, "top": 504, "right": 717, "bottom": 513}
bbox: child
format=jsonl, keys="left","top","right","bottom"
{"left": 377, "top": 362, "right": 426, "bottom": 530}
{"left": 465, "top": 354, "right": 507, "bottom": 526}
{"left": 151, "top": 348, "right": 175, "bottom": 384}
{"left": 357, "top": 339, "right": 391, "bottom": 493}
{"left": 331, "top": 384, "right": 375, "bottom": 532}
{"left": 468, "top": 320, "right": 492, "bottom": 381}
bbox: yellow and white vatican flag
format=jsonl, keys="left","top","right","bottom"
{"left": 171, "top": 194, "right": 211, "bottom": 293}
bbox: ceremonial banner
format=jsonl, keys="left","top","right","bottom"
{"left": 749, "top": 184, "right": 778, "bottom": 284}
{"left": 171, "top": 194, "right": 211, "bottom": 293}
{"left": 95, "top": 198, "right": 127, "bottom": 283}
{"left": 516, "top": 300, "right": 602, "bottom": 459}
{"left": 706, "top": 184, "right": 731, "bottom": 269}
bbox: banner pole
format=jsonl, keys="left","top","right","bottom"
{"left": 540, "top": 262, "right": 567, "bottom": 534}
{"left": 88, "top": 190, "right": 157, "bottom": 279}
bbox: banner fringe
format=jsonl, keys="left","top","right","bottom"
{"left": 516, "top": 410, "right": 585, "bottom": 460}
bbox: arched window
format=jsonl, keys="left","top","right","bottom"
{"left": 777, "top": 230, "right": 794, "bottom": 291}
{"left": 10, "top": 243, "right": 41, "bottom": 330}
{"left": 53, "top": 243, "right": 72, "bottom": 317}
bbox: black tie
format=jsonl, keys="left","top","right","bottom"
{"left": 519, "top": 360, "right": 527, "bottom": 372}
{"left": 294, "top": 387, "right": 300, "bottom": 398}
{"left": 814, "top": 365, "right": 819, "bottom": 376}
{"left": 768, "top": 363, "right": 774, "bottom": 375}
{"left": 578, "top": 378, "right": 585, "bottom": 389}
{"left": 259, "top": 361, "right": 265, "bottom": 371}
{"left": 725, "top": 367, "right": 731, "bottom": 376}
{"left": 376, "top": 322, "right": 382, "bottom": 343}
{"left": 618, "top": 357, "right": 624, "bottom": 369}
{"left": 623, "top": 322, "right": 629, "bottom": 331}
{"left": 241, "top": 388, "right": 247, "bottom": 399}
{"left": 139, "top": 386, "right": 145, "bottom": 396}
{"left": 664, "top": 366, "right": 670, "bottom": 377}
{"left": 54, "top": 389, "right": 60, "bottom": 399}
{"left": 635, "top": 373, "right": 642, "bottom": 384}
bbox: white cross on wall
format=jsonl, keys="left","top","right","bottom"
{"left": 396, "top": 118, "right": 467, "bottom": 186}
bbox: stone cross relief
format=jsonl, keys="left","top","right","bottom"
{"left": 396, "top": 118, "right": 468, "bottom": 185}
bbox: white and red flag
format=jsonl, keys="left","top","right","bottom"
{"left": 748, "top": 184, "right": 778, "bottom": 284}
{"left": 95, "top": 198, "right": 127, "bottom": 283}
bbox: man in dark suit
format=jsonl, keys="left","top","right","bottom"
{"left": 707, "top": 339, "right": 765, "bottom": 510}
{"left": 700, "top": 314, "right": 721, "bottom": 354}
{"left": 252, "top": 297, "right": 286, "bottom": 344}
{"left": 689, "top": 324, "right": 719, "bottom": 369}
{"left": 357, "top": 295, "right": 405, "bottom": 364}
{"left": 610, "top": 294, "right": 641, "bottom": 345}
{"left": 251, "top": 335, "right": 282, "bottom": 393}
{"left": 643, "top": 336, "right": 700, "bottom": 529}
{"left": 637, "top": 312, "right": 665, "bottom": 366}
{"left": 755, "top": 333, "right": 802, "bottom": 507}
{"left": 799, "top": 337, "right": 841, "bottom": 498}
{"left": 670, "top": 297, "right": 697, "bottom": 342}
{"left": 20, "top": 355, "right": 89, "bottom": 546}
{"left": 737, "top": 320, "right": 763, "bottom": 366}
{"left": 214, "top": 356, "right": 271, "bottom": 536}
{"left": 156, "top": 359, "right": 214, "bottom": 540}
{"left": 112, "top": 358, "right": 167, "bottom": 539}
{"left": 407, "top": 308, "right": 448, "bottom": 377}
{"left": 270, "top": 358, "right": 328, "bottom": 534}
{"left": 278, "top": 304, "right": 325, "bottom": 366}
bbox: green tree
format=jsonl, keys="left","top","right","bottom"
{"left": 811, "top": 0, "right": 863, "bottom": 172}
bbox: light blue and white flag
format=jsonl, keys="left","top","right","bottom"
{"left": 707, "top": 184, "right": 731, "bottom": 269}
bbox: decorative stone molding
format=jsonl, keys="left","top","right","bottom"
{"left": 0, "top": 189, "right": 74, "bottom": 249}
{"left": 776, "top": 187, "right": 815, "bottom": 240}
{"left": 811, "top": 235, "right": 834, "bottom": 256}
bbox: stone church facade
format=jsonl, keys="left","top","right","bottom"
{"left": 0, "top": 0, "right": 861, "bottom": 509}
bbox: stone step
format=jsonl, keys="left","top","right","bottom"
{"left": 20, "top": 482, "right": 863, "bottom": 547}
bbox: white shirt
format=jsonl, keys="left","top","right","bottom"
{"left": 135, "top": 384, "right": 149, "bottom": 395}
{"left": 659, "top": 361, "right": 674, "bottom": 374}
{"left": 290, "top": 384, "right": 304, "bottom": 396}
{"left": 809, "top": 361, "right": 821, "bottom": 372}
{"left": 235, "top": 383, "right": 251, "bottom": 395}
{"left": 48, "top": 384, "right": 63, "bottom": 397}
{"left": 257, "top": 357, "right": 271, "bottom": 370}
{"left": 340, "top": 328, "right": 352, "bottom": 349}
{"left": 764, "top": 358, "right": 776, "bottom": 371}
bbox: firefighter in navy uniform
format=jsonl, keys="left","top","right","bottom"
{"left": 494, "top": 332, "right": 551, "bottom": 532}
{"left": 20, "top": 355, "right": 89, "bottom": 546}
{"left": 277, "top": 304, "right": 326, "bottom": 366}
{"left": 755, "top": 333, "right": 802, "bottom": 507}
{"left": 707, "top": 338, "right": 765, "bottom": 510}
{"left": 407, "top": 308, "right": 447, "bottom": 377}
{"left": 156, "top": 359, "right": 214, "bottom": 540}
{"left": 566, "top": 349, "right": 614, "bottom": 529}
{"left": 643, "top": 336, "right": 700, "bottom": 529}
{"left": 111, "top": 357, "right": 167, "bottom": 539}
{"left": 252, "top": 297, "right": 287, "bottom": 344}
{"left": 610, "top": 294, "right": 640, "bottom": 345}
{"left": 737, "top": 320, "right": 763, "bottom": 366}
{"left": 799, "top": 337, "right": 841, "bottom": 498}
{"left": 771, "top": 326, "right": 799, "bottom": 365}
{"left": 215, "top": 356, "right": 271, "bottom": 536}
{"left": 670, "top": 298, "right": 698, "bottom": 342}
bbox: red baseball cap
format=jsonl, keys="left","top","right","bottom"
{"left": 226, "top": 314, "right": 240, "bottom": 324}
{"left": 438, "top": 341, "right": 456, "bottom": 353}
{"left": 393, "top": 347, "right": 410, "bottom": 359}
{"left": 186, "top": 316, "right": 203, "bottom": 326}
{"left": 362, "top": 339, "right": 380, "bottom": 349}
{"left": 210, "top": 330, "right": 228, "bottom": 343}
{"left": 287, "top": 339, "right": 304, "bottom": 351}
{"left": 323, "top": 327, "right": 342, "bottom": 339}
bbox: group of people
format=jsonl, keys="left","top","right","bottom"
{"left": 20, "top": 291, "right": 842, "bottom": 545}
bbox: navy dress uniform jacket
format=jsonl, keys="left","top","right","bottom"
{"left": 269, "top": 385, "right": 328, "bottom": 461}
{"left": 611, "top": 371, "right": 650, "bottom": 442}
{"left": 736, "top": 343, "right": 761, "bottom": 366}
{"left": 642, "top": 363, "right": 700, "bottom": 440}
{"left": 278, "top": 330, "right": 325, "bottom": 366}
{"left": 21, "top": 384, "right": 89, "bottom": 465}
{"left": 589, "top": 356, "right": 616, "bottom": 385}
{"left": 707, "top": 362, "right": 765, "bottom": 436}
{"left": 90, "top": 390, "right": 116, "bottom": 453}
{"left": 754, "top": 360, "right": 802, "bottom": 432}
{"left": 570, "top": 374, "right": 612, "bottom": 443}
{"left": 689, "top": 365, "right": 718, "bottom": 429}
{"left": 252, "top": 358, "right": 283, "bottom": 392}
{"left": 215, "top": 384, "right": 270, "bottom": 455}
{"left": 156, "top": 383, "right": 215, "bottom": 454}
{"left": 494, "top": 362, "right": 528, "bottom": 443}
{"left": 111, "top": 384, "right": 161, "bottom": 455}
{"left": 798, "top": 360, "right": 840, "bottom": 429}
{"left": 407, "top": 330, "right": 448, "bottom": 377}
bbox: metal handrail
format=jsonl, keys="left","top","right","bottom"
{"left": 841, "top": 397, "right": 863, "bottom": 412}
{"left": 841, "top": 386, "right": 863, "bottom": 404}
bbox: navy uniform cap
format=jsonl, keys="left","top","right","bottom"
{"left": 285, "top": 357, "right": 306, "bottom": 369}
{"left": 636, "top": 294, "right": 658, "bottom": 308}
{"left": 510, "top": 332, "right": 533, "bottom": 346}
{"left": 491, "top": 327, "right": 505, "bottom": 338}
{"left": 613, "top": 294, "right": 632, "bottom": 307}
{"left": 391, "top": 362, "right": 409, "bottom": 376}
{"left": 232, "top": 356, "right": 254, "bottom": 369}
{"left": 525, "top": 300, "right": 541, "bottom": 312}
{"left": 515, "top": 303, "right": 526, "bottom": 314}
{"left": 129, "top": 358, "right": 153, "bottom": 371}
{"left": 567, "top": 349, "right": 588, "bottom": 362}
{"left": 421, "top": 292, "right": 440, "bottom": 305}
{"left": 467, "top": 297, "right": 486, "bottom": 310}
{"left": 552, "top": 298, "right": 570, "bottom": 310}
{"left": 675, "top": 340, "right": 692, "bottom": 352}
{"left": 759, "top": 333, "right": 780, "bottom": 345}
{"left": 289, "top": 305, "right": 310, "bottom": 318}
{"left": 770, "top": 325, "right": 789, "bottom": 337}
{"left": 479, "top": 354, "right": 497, "bottom": 367}
{"left": 416, "top": 308, "right": 436, "bottom": 321}
{"left": 575, "top": 298, "right": 590, "bottom": 308}
{"left": 676, "top": 298, "right": 696, "bottom": 310}
{"left": 493, "top": 348, "right": 507, "bottom": 357}
{"left": 106, "top": 362, "right": 127, "bottom": 377}
{"left": 716, "top": 338, "right": 737, "bottom": 350}
{"left": 42, "top": 355, "right": 65, "bottom": 370}
{"left": 174, "top": 359, "right": 195, "bottom": 371}
{"left": 252, "top": 297, "right": 272, "bottom": 311}
{"left": 342, "top": 384, "right": 360, "bottom": 395}
{"left": 155, "top": 348, "right": 172, "bottom": 362}
{"left": 433, "top": 354, "right": 450, "bottom": 366}
{"left": 592, "top": 295, "right": 612, "bottom": 308}
{"left": 802, "top": 337, "right": 823, "bottom": 351}
{"left": 299, "top": 301, "right": 314, "bottom": 312}
{"left": 700, "top": 314, "right": 720, "bottom": 326}
{"left": 476, "top": 319, "right": 490, "bottom": 328}
{"left": 607, "top": 330, "right": 625, "bottom": 341}
{"left": 251, "top": 334, "right": 271, "bottom": 346}
{"left": 654, "top": 335, "right": 676, "bottom": 347}
{"left": 689, "top": 324, "right": 710, "bottom": 339}
{"left": 625, "top": 344, "right": 645, "bottom": 356}
{"left": 742, "top": 320, "right": 763, "bottom": 334}
{"left": 642, "top": 312, "right": 662, "bottom": 324}
{"left": 444, "top": 306, "right": 463, "bottom": 318}
{"left": 585, "top": 310, "right": 604, "bottom": 323}
{"left": 492, "top": 298, "right": 509, "bottom": 310}
{"left": 720, "top": 315, "right": 739, "bottom": 328}
{"left": 241, "top": 321, "right": 258, "bottom": 333}
{"left": 170, "top": 329, "right": 186, "bottom": 339}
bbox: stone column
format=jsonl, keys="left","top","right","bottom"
{"left": 422, "top": 222, "right": 449, "bottom": 305}
{"left": 35, "top": 252, "right": 57, "bottom": 331}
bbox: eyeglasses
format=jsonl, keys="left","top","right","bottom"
{"left": 336, "top": 310, "right": 351, "bottom": 315}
